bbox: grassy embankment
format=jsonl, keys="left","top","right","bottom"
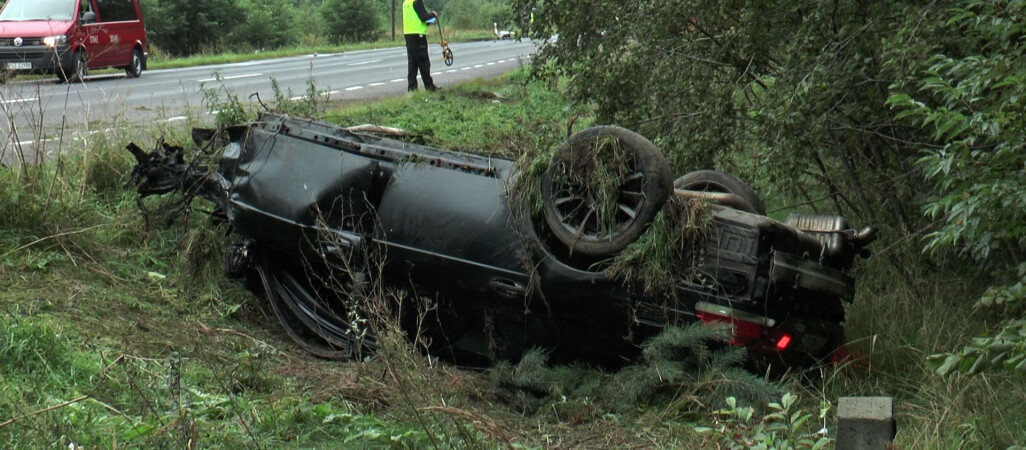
{"left": 2, "top": 69, "right": 1025, "bottom": 448}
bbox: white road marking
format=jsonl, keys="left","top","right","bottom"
{"left": 16, "top": 127, "right": 110, "bottom": 146}
{"left": 460, "top": 67, "right": 471, "bottom": 70}
{"left": 17, "top": 138, "right": 56, "bottom": 146}
{"left": 445, "top": 70, "right": 457, "bottom": 73}
{"left": 473, "top": 65, "right": 483, "bottom": 68}
{"left": 349, "top": 59, "right": 383, "bottom": 66}
{"left": 391, "top": 79, "right": 405, "bottom": 83}
{"left": 345, "top": 86, "right": 364, "bottom": 91}
{"left": 197, "top": 73, "right": 262, "bottom": 82}
{"left": 486, "top": 62, "right": 495, "bottom": 66}
{"left": 167, "top": 116, "right": 188, "bottom": 122}
{"left": 369, "top": 82, "right": 385, "bottom": 87}
{"left": 431, "top": 72, "right": 441, "bottom": 75}
{"left": 2, "top": 97, "right": 37, "bottom": 104}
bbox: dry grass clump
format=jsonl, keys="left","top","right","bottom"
{"left": 547, "top": 135, "right": 638, "bottom": 232}
{"left": 605, "top": 196, "right": 710, "bottom": 294}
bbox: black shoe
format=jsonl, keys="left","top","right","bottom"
{"left": 426, "top": 85, "right": 440, "bottom": 92}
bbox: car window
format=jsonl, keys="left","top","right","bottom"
{"left": 0, "top": 0, "right": 76, "bottom": 21}
{"left": 95, "top": 0, "right": 136, "bottom": 22}
{"left": 79, "top": 0, "right": 93, "bottom": 16}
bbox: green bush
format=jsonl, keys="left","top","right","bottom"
{"left": 321, "top": 0, "right": 383, "bottom": 44}
{"left": 140, "top": 0, "right": 241, "bottom": 55}
{"left": 886, "top": 0, "right": 1026, "bottom": 375}
{"left": 230, "top": 0, "right": 300, "bottom": 50}
{"left": 696, "top": 394, "right": 832, "bottom": 450}
{"left": 444, "top": 0, "right": 509, "bottom": 29}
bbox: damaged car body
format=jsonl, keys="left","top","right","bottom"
{"left": 127, "top": 113, "right": 878, "bottom": 369}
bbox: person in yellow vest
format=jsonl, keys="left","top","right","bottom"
{"left": 403, "top": 0, "right": 439, "bottom": 92}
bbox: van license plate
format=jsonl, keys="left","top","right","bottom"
{"left": 6, "top": 62, "right": 32, "bottom": 70}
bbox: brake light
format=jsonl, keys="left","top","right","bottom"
{"left": 775, "top": 334, "right": 792, "bottom": 350}
{"left": 695, "top": 302, "right": 787, "bottom": 352}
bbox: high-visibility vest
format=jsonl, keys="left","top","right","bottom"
{"left": 403, "top": 0, "right": 429, "bottom": 35}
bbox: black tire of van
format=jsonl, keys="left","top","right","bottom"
{"left": 60, "top": 51, "right": 87, "bottom": 83}
{"left": 126, "top": 49, "right": 143, "bottom": 78}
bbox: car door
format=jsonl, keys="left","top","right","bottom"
{"left": 77, "top": 0, "right": 111, "bottom": 67}
{"left": 100, "top": 0, "right": 139, "bottom": 65}
{"left": 93, "top": 0, "right": 137, "bottom": 66}
{"left": 372, "top": 148, "right": 531, "bottom": 303}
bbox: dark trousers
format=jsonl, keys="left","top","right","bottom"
{"left": 405, "top": 34, "right": 435, "bottom": 91}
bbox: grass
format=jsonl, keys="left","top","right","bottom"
{"left": 604, "top": 196, "right": 710, "bottom": 294}
{"left": 819, "top": 251, "right": 1026, "bottom": 447}
{"left": 2, "top": 68, "right": 1026, "bottom": 448}
{"left": 325, "top": 70, "right": 583, "bottom": 158}
{"left": 0, "top": 127, "right": 443, "bottom": 447}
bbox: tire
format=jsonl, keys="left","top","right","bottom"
{"left": 60, "top": 51, "right": 87, "bottom": 83}
{"left": 255, "top": 249, "right": 375, "bottom": 360}
{"left": 542, "top": 126, "right": 672, "bottom": 257}
{"left": 673, "top": 170, "right": 766, "bottom": 215}
{"left": 125, "top": 48, "right": 143, "bottom": 78}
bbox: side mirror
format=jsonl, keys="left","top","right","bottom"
{"left": 81, "top": 11, "right": 96, "bottom": 24}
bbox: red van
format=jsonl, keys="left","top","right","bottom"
{"left": 0, "top": 0, "right": 148, "bottom": 83}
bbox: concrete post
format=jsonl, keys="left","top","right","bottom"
{"left": 836, "top": 397, "right": 896, "bottom": 450}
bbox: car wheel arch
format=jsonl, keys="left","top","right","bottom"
{"left": 125, "top": 47, "right": 144, "bottom": 78}
{"left": 58, "top": 48, "right": 88, "bottom": 83}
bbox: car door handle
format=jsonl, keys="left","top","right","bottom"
{"left": 489, "top": 278, "right": 527, "bottom": 300}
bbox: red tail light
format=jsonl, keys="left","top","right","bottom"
{"left": 774, "top": 334, "right": 792, "bottom": 350}
{"left": 696, "top": 302, "right": 788, "bottom": 352}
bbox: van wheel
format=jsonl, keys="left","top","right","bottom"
{"left": 125, "top": 48, "right": 143, "bottom": 78}
{"left": 60, "top": 51, "right": 87, "bottom": 83}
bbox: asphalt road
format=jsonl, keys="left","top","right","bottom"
{"left": 0, "top": 39, "right": 537, "bottom": 164}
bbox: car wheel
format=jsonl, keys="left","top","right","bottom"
{"left": 255, "top": 249, "right": 374, "bottom": 360}
{"left": 542, "top": 126, "right": 672, "bottom": 257}
{"left": 674, "top": 170, "right": 766, "bottom": 215}
{"left": 60, "top": 51, "right": 87, "bottom": 83}
{"left": 125, "top": 48, "right": 143, "bottom": 78}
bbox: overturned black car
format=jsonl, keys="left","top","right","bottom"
{"left": 127, "top": 113, "right": 877, "bottom": 369}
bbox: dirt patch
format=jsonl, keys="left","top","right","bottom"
{"left": 271, "top": 358, "right": 393, "bottom": 407}
{"left": 451, "top": 89, "right": 508, "bottom": 102}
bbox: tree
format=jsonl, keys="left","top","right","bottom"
{"left": 320, "top": 0, "right": 383, "bottom": 44}
{"left": 513, "top": 0, "right": 1026, "bottom": 375}
{"left": 444, "top": 0, "right": 508, "bottom": 29}
{"left": 230, "top": 0, "right": 300, "bottom": 50}
{"left": 511, "top": 0, "right": 922, "bottom": 231}
{"left": 140, "top": 0, "right": 242, "bottom": 56}
{"left": 887, "top": 0, "right": 1026, "bottom": 375}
